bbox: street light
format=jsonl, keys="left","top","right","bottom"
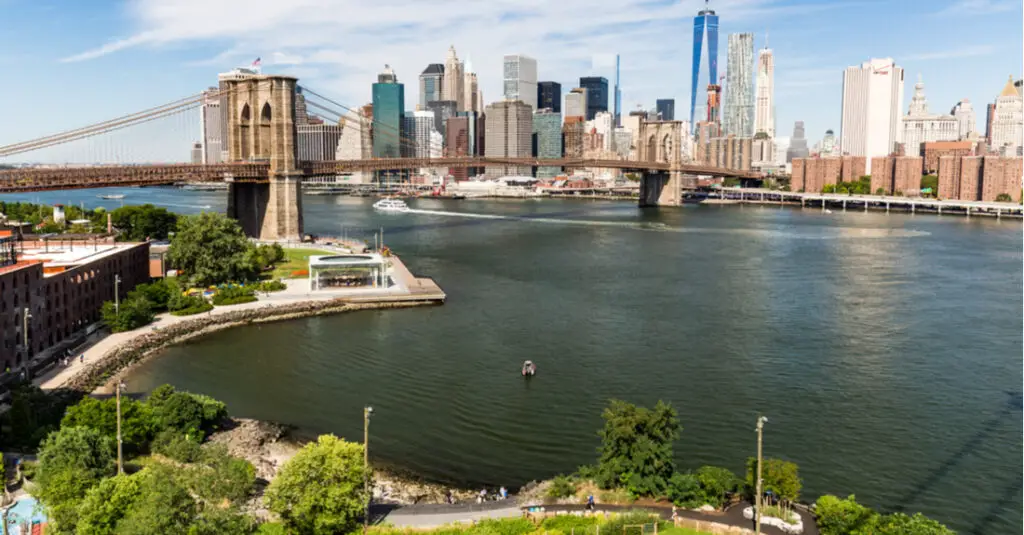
{"left": 116, "top": 380, "right": 127, "bottom": 474}
{"left": 363, "top": 406, "right": 373, "bottom": 535}
{"left": 114, "top": 275, "right": 122, "bottom": 315}
{"left": 755, "top": 416, "right": 768, "bottom": 535}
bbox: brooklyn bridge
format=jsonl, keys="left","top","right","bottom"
{"left": 0, "top": 74, "right": 761, "bottom": 240}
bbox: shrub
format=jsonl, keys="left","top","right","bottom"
{"left": 602, "top": 511, "right": 662, "bottom": 535}
{"left": 666, "top": 472, "right": 702, "bottom": 508}
{"left": 255, "top": 280, "right": 287, "bottom": 292}
{"left": 170, "top": 302, "right": 213, "bottom": 316}
{"left": 595, "top": 400, "right": 680, "bottom": 497}
{"left": 694, "top": 466, "right": 739, "bottom": 509}
{"left": 473, "top": 518, "right": 535, "bottom": 535}
{"left": 20, "top": 460, "right": 37, "bottom": 480}
{"left": 547, "top": 475, "right": 577, "bottom": 499}
{"left": 151, "top": 429, "right": 202, "bottom": 463}
{"left": 540, "top": 514, "right": 599, "bottom": 533}
{"left": 168, "top": 292, "right": 208, "bottom": 313}
{"left": 761, "top": 504, "right": 798, "bottom": 524}
{"left": 213, "top": 286, "right": 256, "bottom": 306}
{"left": 101, "top": 296, "right": 155, "bottom": 333}
{"left": 815, "top": 495, "right": 877, "bottom": 535}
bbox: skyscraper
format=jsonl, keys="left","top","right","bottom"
{"left": 336, "top": 108, "right": 372, "bottom": 184}
{"left": 723, "top": 33, "right": 754, "bottom": 137}
{"left": 690, "top": 0, "right": 719, "bottom": 131}
{"left": 402, "top": 111, "right": 437, "bottom": 158}
{"left": 297, "top": 123, "right": 344, "bottom": 162}
{"left": 656, "top": 99, "right": 675, "bottom": 121}
{"left": 533, "top": 109, "right": 562, "bottom": 178}
{"left": 951, "top": 99, "right": 976, "bottom": 139}
{"left": 901, "top": 76, "right": 958, "bottom": 157}
{"left": 484, "top": 100, "right": 533, "bottom": 177}
{"left": 199, "top": 88, "right": 222, "bottom": 164}
{"left": 579, "top": 77, "right": 608, "bottom": 120}
{"left": 503, "top": 54, "right": 538, "bottom": 109}
{"left": 463, "top": 62, "right": 479, "bottom": 113}
{"left": 419, "top": 64, "right": 444, "bottom": 109}
{"left": 754, "top": 45, "right": 775, "bottom": 137}
{"left": 565, "top": 88, "right": 587, "bottom": 119}
{"left": 786, "top": 121, "right": 809, "bottom": 162}
{"left": 425, "top": 100, "right": 457, "bottom": 138}
{"left": 372, "top": 65, "right": 406, "bottom": 182}
{"left": 614, "top": 55, "right": 622, "bottom": 127}
{"left": 990, "top": 75, "right": 1023, "bottom": 156}
{"left": 442, "top": 46, "right": 464, "bottom": 111}
{"left": 538, "top": 82, "right": 562, "bottom": 113}
{"left": 840, "top": 58, "right": 904, "bottom": 172}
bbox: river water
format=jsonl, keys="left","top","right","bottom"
{"left": 5, "top": 187, "right": 1021, "bottom": 533}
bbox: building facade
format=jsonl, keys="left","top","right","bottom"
{"left": 922, "top": 141, "right": 973, "bottom": 174}
{"left": 0, "top": 235, "right": 150, "bottom": 370}
{"left": 442, "top": 46, "right": 464, "bottom": 110}
{"left": 786, "top": 121, "right": 809, "bottom": 162}
{"left": 901, "top": 77, "right": 958, "bottom": 157}
{"left": 463, "top": 58, "right": 479, "bottom": 113}
{"left": 656, "top": 99, "right": 676, "bottom": 121}
{"left": 579, "top": 77, "right": 608, "bottom": 120}
{"left": 951, "top": 99, "right": 977, "bottom": 139}
{"left": 419, "top": 64, "right": 445, "bottom": 109}
{"left": 200, "top": 88, "right": 223, "bottom": 164}
{"left": 503, "top": 55, "right": 538, "bottom": 110}
{"left": 532, "top": 109, "right": 562, "bottom": 178}
{"left": 754, "top": 46, "right": 775, "bottom": 138}
{"left": 402, "top": 111, "right": 437, "bottom": 158}
{"left": 538, "top": 82, "right": 562, "bottom": 113}
{"left": 990, "top": 76, "right": 1023, "bottom": 156}
{"left": 723, "top": 33, "right": 755, "bottom": 137}
{"left": 425, "top": 100, "right": 458, "bottom": 138}
{"left": 565, "top": 88, "right": 588, "bottom": 119}
{"left": 690, "top": 1, "right": 719, "bottom": 130}
{"left": 372, "top": 65, "right": 406, "bottom": 183}
{"left": 841, "top": 58, "right": 905, "bottom": 172}
{"left": 297, "top": 123, "right": 344, "bottom": 161}
{"left": 336, "top": 108, "right": 372, "bottom": 183}
{"left": 484, "top": 100, "right": 533, "bottom": 177}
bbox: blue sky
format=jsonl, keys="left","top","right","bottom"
{"left": 0, "top": 0, "right": 1021, "bottom": 162}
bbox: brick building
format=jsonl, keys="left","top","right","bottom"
{"left": 936, "top": 154, "right": 1022, "bottom": 201}
{"left": 0, "top": 233, "right": 150, "bottom": 371}
{"left": 937, "top": 155, "right": 962, "bottom": 199}
{"left": 922, "top": 141, "right": 973, "bottom": 174}
{"left": 980, "top": 156, "right": 1024, "bottom": 202}
{"left": 893, "top": 157, "right": 923, "bottom": 195}
{"left": 958, "top": 157, "right": 983, "bottom": 201}
{"left": 840, "top": 156, "right": 867, "bottom": 182}
{"left": 790, "top": 156, "right": 862, "bottom": 192}
{"left": 870, "top": 156, "right": 894, "bottom": 194}
{"left": 790, "top": 159, "right": 806, "bottom": 191}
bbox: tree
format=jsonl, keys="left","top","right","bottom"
{"left": 594, "top": 399, "right": 681, "bottom": 497}
{"left": 187, "top": 507, "right": 257, "bottom": 535}
{"left": 128, "top": 279, "right": 175, "bottom": 312}
{"left": 666, "top": 472, "right": 702, "bottom": 508}
{"left": 745, "top": 457, "right": 801, "bottom": 509}
{"left": 265, "top": 434, "right": 368, "bottom": 535}
{"left": 920, "top": 174, "right": 938, "bottom": 196}
{"left": 34, "top": 426, "right": 116, "bottom": 532}
{"left": 875, "top": 188, "right": 886, "bottom": 195}
{"left": 995, "top": 193, "right": 1013, "bottom": 202}
{"left": 189, "top": 445, "right": 256, "bottom": 504}
{"left": 857, "top": 512, "right": 955, "bottom": 535}
{"left": 168, "top": 212, "right": 259, "bottom": 285}
{"left": 695, "top": 465, "right": 739, "bottom": 508}
{"left": 815, "top": 495, "right": 877, "bottom": 535}
{"left": 151, "top": 391, "right": 206, "bottom": 437}
{"left": 61, "top": 396, "right": 155, "bottom": 453}
{"left": 74, "top": 474, "right": 143, "bottom": 535}
{"left": 101, "top": 296, "right": 155, "bottom": 332}
{"left": 116, "top": 466, "right": 197, "bottom": 535}
{"left": 110, "top": 204, "right": 178, "bottom": 242}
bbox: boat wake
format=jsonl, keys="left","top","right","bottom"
{"left": 400, "top": 208, "right": 929, "bottom": 239}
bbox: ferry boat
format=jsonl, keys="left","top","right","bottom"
{"left": 98, "top": 194, "right": 125, "bottom": 200}
{"left": 372, "top": 198, "right": 409, "bottom": 212}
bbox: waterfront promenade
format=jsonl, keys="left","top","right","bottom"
{"left": 32, "top": 253, "right": 443, "bottom": 392}
{"left": 696, "top": 188, "right": 1024, "bottom": 217}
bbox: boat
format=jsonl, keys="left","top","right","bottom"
{"left": 450, "top": 194, "right": 467, "bottom": 200}
{"left": 98, "top": 194, "right": 125, "bottom": 200}
{"left": 522, "top": 360, "right": 537, "bottom": 377}
{"left": 372, "top": 198, "right": 409, "bottom": 212}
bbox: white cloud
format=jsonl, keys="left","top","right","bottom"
{"left": 59, "top": 0, "right": 851, "bottom": 114}
{"left": 901, "top": 44, "right": 996, "bottom": 62}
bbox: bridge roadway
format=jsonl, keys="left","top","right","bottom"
{"left": 0, "top": 158, "right": 761, "bottom": 193}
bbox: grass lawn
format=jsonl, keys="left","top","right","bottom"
{"left": 269, "top": 248, "right": 332, "bottom": 279}
{"left": 659, "top": 527, "right": 716, "bottom": 535}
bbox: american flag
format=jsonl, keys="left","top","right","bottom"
{"left": 252, "top": 57, "right": 261, "bottom": 67}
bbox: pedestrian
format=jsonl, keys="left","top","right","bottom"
{"left": 478, "top": 488, "right": 487, "bottom": 504}
{"left": 671, "top": 505, "right": 678, "bottom": 521}
{"left": 586, "top": 494, "right": 595, "bottom": 511}
{"left": 499, "top": 486, "right": 508, "bottom": 500}
{"left": 79, "top": 354, "right": 84, "bottom": 364}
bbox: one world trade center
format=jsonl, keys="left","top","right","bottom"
{"left": 689, "top": 0, "right": 719, "bottom": 131}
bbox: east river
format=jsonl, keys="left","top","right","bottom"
{"left": 5, "top": 188, "right": 1021, "bottom": 533}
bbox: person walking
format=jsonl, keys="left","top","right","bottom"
{"left": 499, "top": 486, "right": 508, "bottom": 500}
{"left": 586, "top": 494, "right": 595, "bottom": 511}
{"left": 79, "top": 354, "right": 84, "bottom": 364}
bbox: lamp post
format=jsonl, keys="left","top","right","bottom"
{"left": 114, "top": 274, "right": 122, "bottom": 315}
{"left": 363, "top": 406, "right": 373, "bottom": 535}
{"left": 116, "top": 380, "right": 127, "bottom": 474}
{"left": 755, "top": 415, "right": 768, "bottom": 535}
{"left": 22, "top": 308, "right": 31, "bottom": 355}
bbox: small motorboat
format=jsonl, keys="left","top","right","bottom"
{"left": 521, "top": 360, "right": 537, "bottom": 377}
{"left": 373, "top": 197, "right": 409, "bottom": 212}
{"left": 98, "top": 194, "right": 125, "bottom": 200}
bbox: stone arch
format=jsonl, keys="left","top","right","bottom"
{"left": 646, "top": 135, "right": 657, "bottom": 162}
{"left": 661, "top": 133, "right": 673, "bottom": 163}
{"left": 257, "top": 101, "right": 273, "bottom": 159}
{"left": 239, "top": 103, "right": 252, "bottom": 159}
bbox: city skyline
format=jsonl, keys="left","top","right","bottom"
{"left": 0, "top": 0, "right": 1022, "bottom": 162}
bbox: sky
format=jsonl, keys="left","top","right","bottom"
{"left": 0, "top": 0, "right": 1021, "bottom": 162}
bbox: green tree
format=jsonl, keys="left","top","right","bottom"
{"left": 128, "top": 279, "right": 175, "bottom": 312}
{"left": 857, "top": 512, "right": 955, "bottom": 535}
{"left": 187, "top": 507, "right": 257, "bottom": 535}
{"left": 151, "top": 429, "right": 203, "bottom": 463}
{"left": 116, "top": 466, "right": 197, "bottom": 535}
{"left": 995, "top": 193, "right": 1013, "bottom": 202}
{"left": 815, "top": 495, "right": 877, "bottom": 535}
{"left": 34, "top": 426, "right": 116, "bottom": 533}
{"left": 745, "top": 457, "right": 801, "bottom": 508}
{"left": 74, "top": 474, "right": 143, "bottom": 535}
{"left": 666, "top": 472, "right": 702, "bottom": 508}
{"left": 594, "top": 399, "right": 681, "bottom": 497}
{"left": 101, "top": 296, "right": 155, "bottom": 332}
{"left": 61, "top": 396, "right": 156, "bottom": 453}
{"left": 168, "top": 212, "right": 259, "bottom": 285}
{"left": 151, "top": 391, "right": 206, "bottom": 437}
{"left": 265, "top": 434, "right": 368, "bottom": 535}
{"left": 695, "top": 465, "right": 739, "bottom": 508}
{"left": 920, "top": 174, "right": 938, "bottom": 196}
{"left": 189, "top": 445, "right": 256, "bottom": 504}
{"left": 110, "top": 204, "right": 178, "bottom": 241}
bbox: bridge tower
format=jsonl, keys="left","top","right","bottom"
{"left": 637, "top": 120, "right": 684, "bottom": 207}
{"left": 223, "top": 75, "right": 304, "bottom": 240}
